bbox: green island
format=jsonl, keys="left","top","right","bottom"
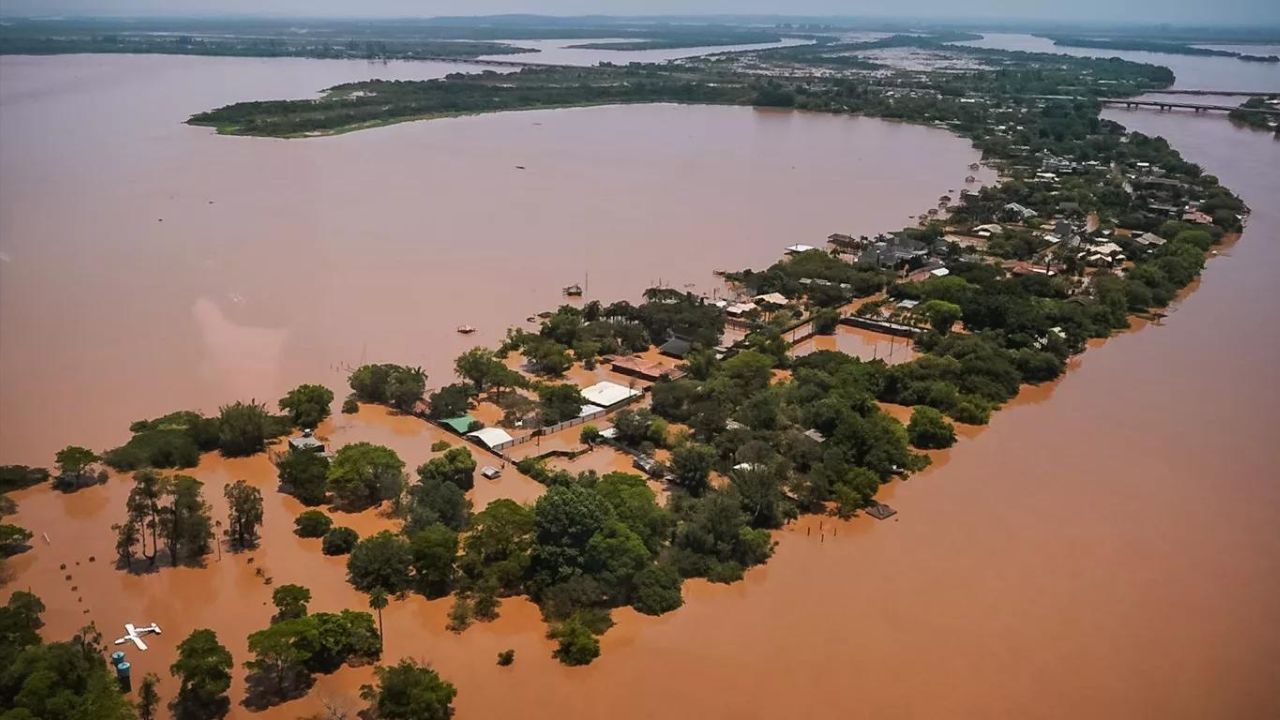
{"left": 1229, "top": 96, "right": 1280, "bottom": 135}
{"left": 1040, "top": 35, "right": 1280, "bottom": 62}
{"left": 1, "top": 29, "right": 1253, "bottom": 720}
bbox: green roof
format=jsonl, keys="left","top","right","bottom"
{"left": 440, "top": 415, "right": 477, "bottom": 434}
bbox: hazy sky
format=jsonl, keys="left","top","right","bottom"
{"left": 3, "top": 0, "right": 1278, "bottom": 26}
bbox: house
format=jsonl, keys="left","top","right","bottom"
{"left": 859, "top": 236, "right": 929, "bottom": 269}
{"left": 466, "top": 427, "right": 515, "bottom": 450}
{"left": 973, "top": 223, "right": 1005, "bottom": 236}
{"left": 1183, "top": 209, "right": 1214, "bottom": 225}
{"left": 724, "top": 302, "right": 758, "bottom": 318}
{"left": 632, "top": 455, "right": 664, "bottom": 478}
{"left": 580, "top": 380, "right": 642, "bottom": 408}
{"left": 803, "top": 429, "right": 827, "bottom": 443}
{"left": 1134, "top": 232, "right": 1168, "bottom": 248}
{"left": 288, "top": 429, "right": 325, "bottom": 454}
{"left": 753, "top": 292, "right": 790, "bottom": 308}
{"left": 785, "top": 244, "right": 818, "bottom": 255}
{"left": 610, "top": 355, "right": 679, "bottom": 381}
{"left": 658, "top": 335, "right": 693, "bottom": 359}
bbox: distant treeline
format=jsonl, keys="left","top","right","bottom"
{"left": 1041, "top": 35, "right": 1280, "bottom": 63}
{"left": 0, "top": 17, "right": 790, "bottom": 59}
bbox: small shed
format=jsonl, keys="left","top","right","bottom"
{"left": 440, "top": 415, "right": 478, "bottom": 434}
{"left": 467, "top": 427, "right": 515, "bottom": 450}
{"left": 658, "top": 336, "right": 693, "bottom": 359}
{"left": 481, "top": 466, "right": 502, "bottom": 480}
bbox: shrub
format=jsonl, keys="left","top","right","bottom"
{"left": 907, "top": 407, "right": 956, "bottom": 449}
{"left": 294, "top": 510, "right": 333, "bottom": 538}
{"left": 322, "top": 527, "right": 359, "bottom": 556}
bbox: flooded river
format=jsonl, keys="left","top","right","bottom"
{"left": 0, "top": 53, "right": 987, "bottom": 465}
{"left": 3, "top": 43, "right": 1279, "bottom": 720}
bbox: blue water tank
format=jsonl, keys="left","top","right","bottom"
{"left": 115, "top": 661, "right": 131, "bottom": 679}
{"left": 111, "top": 651, "right": 126, "bottom": 666}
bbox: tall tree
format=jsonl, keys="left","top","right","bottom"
{"left": 359, "top": 659, "right": 457, "bottom": 720}
{"left": 271, "top": 584, "right": 311, "bottom": 623}
{"left": 327, "top": 443, "right": 406, "bottom": 510}
{"left": 158, "top": 475, "right": 214, "bottom": 566}
{"left": 170, "top": 629, "right": 233, "bottom": 720}
{"left": 368, "top": 589, "right": 388, "bottom": 649}
{"left": 223, "top": 479, "right": 264, "bottom": 551}
{"left": 137, "top": 673, "right": 161, "bottom": 720}
{"left": 278, "top": 383, "right": 335, "bottom": 429}
{"left": 276, "top": 449, "right": 330, "bottom": 506}
{"left": 217, "top": 400, "right": 273, "bottom": 457}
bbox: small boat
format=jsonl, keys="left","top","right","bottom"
{"left": 456, "top": 325, "right": 476, "bottom": 334}
{"left": 563, "top": 283, "right": 583, "bottom": 297}
{"left": 515, "top": 165, "right": 526, "bottom": 170}
{"left": 969, "top": 162, "right": 981, "bottom": 171}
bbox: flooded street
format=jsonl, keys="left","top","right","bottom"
{"left": 2, "top": 42, "right": 1279, "bottom": 720}
{"left": 0, "top": 53, "right": 986, "bottom": 465}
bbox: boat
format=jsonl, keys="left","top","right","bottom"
{"left": 456, "top": 325, "right": 476, "bottom": 334}
{"left": 563, "top": 283, "right": 583, "bottom": 297}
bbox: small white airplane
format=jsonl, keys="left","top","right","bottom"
{"left": 114, "top": 623, "right": 162, "bottom": 651}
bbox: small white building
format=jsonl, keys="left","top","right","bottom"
{"left": 580, "top": 381, "right": 641, "bottom": 408}
{"left": 467, "top": 427, "right": 515, "bottom": 450}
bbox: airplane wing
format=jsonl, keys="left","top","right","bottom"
{"left": 131, "top": 635, "right": 148, "bottom": 651}
{"left": 125, "top": 623, "right": 137, "bottom": 634}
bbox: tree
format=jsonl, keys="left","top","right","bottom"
{"left": 322, "top": 527, "right": 359, "bottom": 555}
{"left": 0, "top": 523, "right": 33, "bottom": 556}
{"left": 158, "top": 475, "right": 214, "bottom": 566}
{"left": 217, "top": 400, "right": 273, "bottom": 457}
{"left": 369, "top": 589, "right": 388, "bottom": 649}
{"left": 116, "top": 470, "right": 166, "bottom": 567}
{"left": 549, "top": 618, "right": 600, "bottom": 666}
{"left": 907, "top": 406, "right": 956, "bottom": 449}
{"left": 670, "top": 443, "right": 716, "bottom": 496}
{"left": 1, "top": 629, "right": 136, "bottom": 720}
{"left": 271, "top": 584, "right": 312, "bottom": 622}
{"left": 223, "top": 480, "right": 264, "bottom": 551}
{"left": 244, "top": 619, "right": 315, "bottom": 705}
{"left": 405, "top": 474, "right": 472, "bottom": 533}
{"left": 170, "top": 628, "right": 233, "bottom": 720}
{"left": 385, "top": 366, "right": 427, "bottom": 412}
{"left": 137, "top": 673, "right": 161, "bottom": 720}
{"left": 537, "top": 383, "right": 586, "bottom": 426}
{"left": 294, "top": 510, "right": 333, "bottom": 538}
{"left": 410, "top": 524, "right": 458, "bottom": 598}
{"left": 415, "top": 447, "right": 476, "bottom": 492}
{"left": 631, "top": 564, "right": 684, "bottom": 615}
{"left": 426, "top": 383, "right": 472, "bottom": 420}
{"left": 459, "top": 499, "right": 534, "bottom": 593}
{"left": 276, "top": 450, "right": 330, "bottom": 506}
{"left": 347, "top": 531, "right": 413, "bottom": 594}
{"left": 584, "top": 521, "right": 651, "bottom": 602}
{"left": 359, "top": 659, "right": 457, "bottom": 720}
{"left": 529, "top": 484, "right": 613, "bottom": 592}
{"left": 920, "top": 299, "right": 963, "bottom": 335}
{"left": 278, "top": 384, "right": 334, "bottom": 429}
{"left": 523, "top": 337, "right": 573, "bottom": 376}
{"left": 579, "top": 424, "right": 601, "bottom": 445}
{"left": 327, "top": 443, "right": 405, "bottom": 510}
{"left": 812, "top": 307, "right": 840, "bottom": 335}
{"left": 496, "top": 649, "right": 515, "bottom": 666}
{"left": 454, "top": 347, "right": 506, "bottom": 394}
{"left": 53, "top": 445, "right": 103, "bottom": 492}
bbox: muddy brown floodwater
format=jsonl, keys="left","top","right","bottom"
{"left": 0, "top": 53, "right": 991, "bottom": 465}
{"left": 3, "top": 53, "right": 1279, "bottom": 720}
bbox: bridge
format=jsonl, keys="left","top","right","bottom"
{"left": 1098, "top": 98, "right": 1280, "bottom": 116}
{"left": 1139, "top": 89, "right": 1278, "bottom": 97}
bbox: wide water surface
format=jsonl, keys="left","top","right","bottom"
{"left": 0, "top": 53, "right": 988, "bottom": 464}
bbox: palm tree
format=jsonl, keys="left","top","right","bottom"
{"left": 369, "top": 589, "right": 388, "bottom": 649}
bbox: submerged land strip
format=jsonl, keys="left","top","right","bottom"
{"left": 0, "top": 29, "right": 1260, "bottom": 720}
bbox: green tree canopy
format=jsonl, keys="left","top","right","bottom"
{"left": 278, "top": 384, "right": 334, "bottom": 429}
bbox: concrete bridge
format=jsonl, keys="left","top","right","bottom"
{"left": 1098, "top": 98, "right": 1280, "bottom": 115}
{"left": 1139, "top": 89, "right": 1278, "bottom": 97}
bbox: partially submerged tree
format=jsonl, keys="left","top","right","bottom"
{"left": 223, "top": 480, "right": 264, "bottom": 551}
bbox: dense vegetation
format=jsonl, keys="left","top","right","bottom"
{"left": 0, "top": 595, "right": 137, "bottom": 720}
{"left": 1041, "top": 35, "right": 1280, "bottom": 62}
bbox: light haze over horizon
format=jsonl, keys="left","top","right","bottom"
{"left": 4, "top": 0, "right": 1279, "bottom": 26}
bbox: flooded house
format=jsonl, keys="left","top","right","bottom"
{"left": 288, "top": 428, "right": 325, "bottom": 454}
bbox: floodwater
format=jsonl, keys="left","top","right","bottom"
{"left": 955, "top": 33, "right": 1280, "bottom": 91}
{"left": 0, "top": 53, "right": 989, "bottom": 465}
{"left": 3, "top": 45, "right": 1279, "bottom": 720}
{"left": 480, "top": 37, "right": 813, "bottom": 66}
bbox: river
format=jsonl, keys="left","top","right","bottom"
{"left": 0, "top": 53, "right": 988, "bottom": 465}
{"left": 3, "top": 38, "right": 1279, "bottom": 720}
